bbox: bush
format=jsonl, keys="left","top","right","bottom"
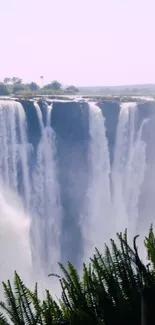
{"left": 66, "top": 85, "right": 79, "bottom": 94}
{"left": 28, "top": 82, "right": 40, "bottom": 92}
{"left": 0, "top": 83, "right": 10, "bottom": 95}
{"left": 1, "top": 227, "right": 155, "bottom": 324}
{"left": 12, "top": 83, "right": 29, "bottom": 94}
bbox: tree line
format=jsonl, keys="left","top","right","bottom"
{"left": 0, "top": 226, "right": 155, "bottom": 324}
{"left": 0, "top": 77, "right": 79, "bottom": 96}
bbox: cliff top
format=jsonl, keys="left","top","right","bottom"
{"left": 0, "top": 95, "right": 154, "bottom": 104}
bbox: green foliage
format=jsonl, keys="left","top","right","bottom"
{"left": 43, "top": 81, "right": 62, "bottom": 91}
{"left": 144, "top": 224, "right": 155, "bottom": 270}
{"left": 12, "top": 84, "right": 29, "bottom": 94}
{"left": 12, "top": 77, "right": 22, "bottom": 85}
{"left": 0, "top": 77, "right": 79, "bottom": 96}
{"left": 50, "top": 81, "right": 62, "bottom": 91}
{"left": 66, "top": 85, "right": 79, "bottom": 94}
{"left": 0, "top": 83, "right": 10, "bottom": 96}
{"left": 0, "top": 272, "right": 64, "bottom": 325}
{"left": 39, "top": 88, "right": 65, "bottom": 96}
{"left": 3, "top": 78, "right": 12, "bottom": 85}
{"left": 28, "top": 82, "right": 39, "bottom": 92}
{"left": 1, "top": 228, "right": 155, "bottom": 324}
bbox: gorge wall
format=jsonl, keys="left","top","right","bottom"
{"left": 0, "top": 97, "right": 155, "bottom": 280}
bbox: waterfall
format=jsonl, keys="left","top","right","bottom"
{"left": 0, "top": 101, "right": 32, "bottom": 290}
{"left": 0, "top": 100, "right": 62, "bottom": 287}
{"left": 82, "top": 102, "right": 112, "bottom": 261}
{"left": 112, "top": 103, "right": 146, "bottom": 237}
{"left": 34, "top": 101, "right": 44, "bottom": 132}
{"left": 0, "top": 101, "right": 17, "bottom": 188}
{"left": 82, "top": 101, "right": 148, "bottom": 262}
{"left": 32, "top": 102, "right": 61, "bottom": 275}
{"left": 47, "top": 103, "right": 52, "bottom": 126}
{"left": 0, "top": 101, "right": 30, "bottom": 200}
{"left": 0, "top": 97, "right": 153, "bottom": 289}
{"left": 16, "top": 103, "right": 31, "bottom": 209}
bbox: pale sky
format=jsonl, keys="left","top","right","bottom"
{"left": 0, "top": 0, "right": 155, "bottom": 86}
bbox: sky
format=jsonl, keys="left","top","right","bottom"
{"left": 0, "top": 0, "right": 155, "bottom": 86}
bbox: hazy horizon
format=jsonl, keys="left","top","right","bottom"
{"left": 1, "top": 0, "right": 155, "bottom": 87}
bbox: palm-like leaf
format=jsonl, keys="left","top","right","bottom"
{"left": 1, "top": 227, "right": 155, "bottom": 325}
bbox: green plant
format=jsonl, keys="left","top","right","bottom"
{"left": 1, "top": 227, "right": 155, "bottom": 324}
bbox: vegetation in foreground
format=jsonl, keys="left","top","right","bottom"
{"left": 0, "top": 227, "right": 155, "bottom": 325}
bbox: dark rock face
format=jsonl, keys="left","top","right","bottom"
{"left": 51, "top": 101, "right": 89, "bottom": 141}
{"left": 51, "top": 101, "right": 90, "bottom": 265}
{"left": 21, "top": 100, "right": 42, "bottom": 148}
{"left": 98, "top": 101, "right": 120, "bottom": 164}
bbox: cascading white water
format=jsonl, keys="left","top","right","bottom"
{"left": 32, "top": 102, "right": 62, "bottom": 275}
{"left": 0, "top": 100, "right": 62, "bottom": 293}
{"left": 34, "top": 101, "right": 44, "bottom": 132}
{"left": 82, "top": 102, "right": 112, "bottom": 262}
{"left": 0, "top": 101, "right": 33, "bottom": 294}
{"left": 0, "top": 101, "right": 17, "bottom": 188}
{"left": 112, "top": 103, "right": 146, "bottom": 238}
{"left": 82, "top": 101, "right": 148, "bottom": 263}
{"left": 17, "top": 103, "right": 31, "bottom": 209}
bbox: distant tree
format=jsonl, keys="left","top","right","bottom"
{"left": 43, "top": 83, "right": 52, "bottom": 90}
{"left": 12, "top": 77, "right": 22, "bottom": 84}
{"left": 51, "top": 80, "right": 61, "bottom": 90}
{"left": 3, "top": 77, "right": 11, "bottom": 84}
{"left": 12, "top": 83, "right": 27, "bottom": 94}
{"left": 28, "top": 82, "right": 39, "bottom": 92}
{"left": 66, "top": 85, "right": 79, "bottom": 93}
{"left": 0, "top": 83, "right": 10, "bottom": 95}
{"left": 43, "top": 80, "right": 62, "bottom": 91}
